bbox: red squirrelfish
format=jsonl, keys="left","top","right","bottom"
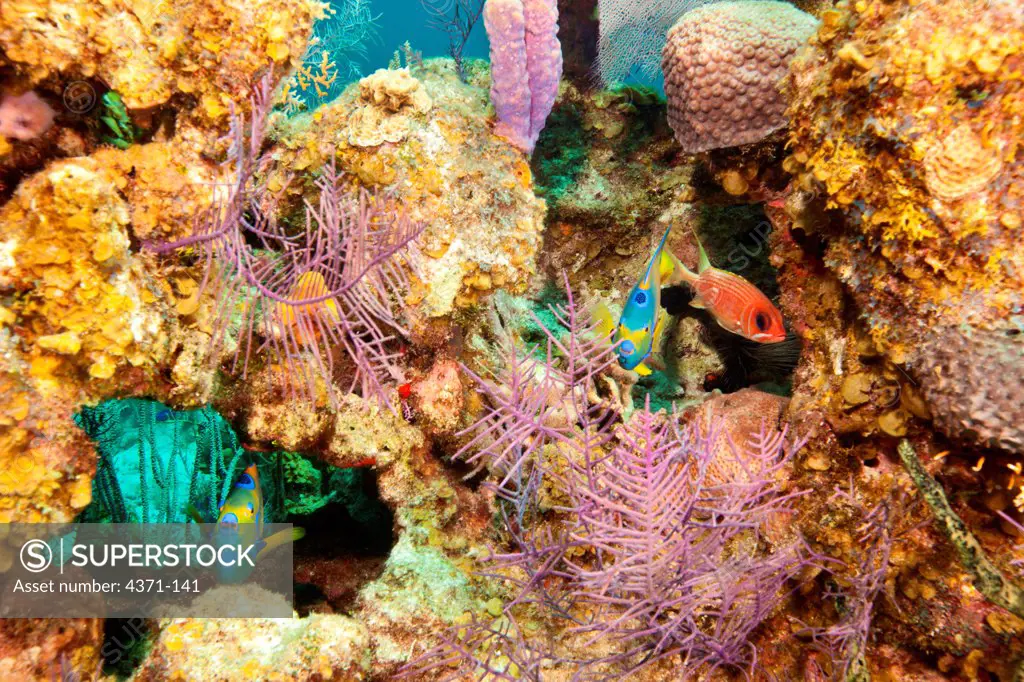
{"left": 675, "top": 232, "right": 787, "bottom": 344}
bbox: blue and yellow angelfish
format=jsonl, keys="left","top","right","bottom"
{"left": 595, "top": 227, "right": 681, "bottom": 376}
{"left": 189, "top": 464, "right": 304, "bottom": 583}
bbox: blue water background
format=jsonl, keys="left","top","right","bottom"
{"left": 344, "top": 0, "right": 490, "bottom": 78}
{"left": 322, "top": 0, "right": 663, "bottom": 95}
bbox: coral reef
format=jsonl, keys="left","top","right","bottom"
{"left": 900, "top": 439, "right": 1024, "bottom": 620}
{"left": 0, "top": 154, "right": 173, "bottom": 525}
{"left": 136, "top": 613, "right": 371, "bottom": 680}
{"left": 409, "top": 358, "right": 465, "bottom": 434}
{"left": 786, "top": 0, "right": 1024, "bottom": 454}
{"left": 662, "top": 1, "right": 818, "bottom": 153}
{"left": 0, "top": 619, "right": 102, "bottom": 680}
{"left": 1, "top": 0, "right": 1021, "bottom": 676}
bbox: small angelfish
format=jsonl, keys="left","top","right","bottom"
{"left": 600, "top": 227, "right": 678, "bottom": 375}
{"left": 188, "top": 464, "right": 304, "bottom": 583}
{"left": 676, "top": 232, "right": 786, "bottom": 344}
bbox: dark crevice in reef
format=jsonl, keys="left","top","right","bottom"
{"left": 101, "top": 618, "right": 153, "bottom": 680}
{"left": 432, "top": 438, "right": 486, "bottom": 491}
{"left": 290, "top": 466, "right": 394, "bottom": 617}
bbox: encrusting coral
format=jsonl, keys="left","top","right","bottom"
{"left": 923, "top": 123, "right": 1005, "bottom": 203}
{"left": 2, "top": 0, "right": 1023, "bottom": 677}
{"left": 0, "top": 90, "right": 55, "bottom": 141}
{"left": 0, "top": 0, "right": 325, "bottom": 129}
{"left": 786, "top": 0, "right": 1024, "bottom": 454}
{"left": 348, "top": 67, "right": 433, "bottom": 146}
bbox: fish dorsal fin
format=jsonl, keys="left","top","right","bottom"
{"left": 640, "top": 227, "right": 673, "bottom": 288}
{"left": 693, "top": 230, "right": 712, "bottom": 274}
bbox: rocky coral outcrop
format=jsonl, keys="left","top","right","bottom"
{"left": 0, "top": 157, "right": 174, "bottom": 522}
{"left": 410, "top": 358, "right": 465, "bottom": 434}
{"left": 786, "top": 0, "right": 1024, "bottom": 454}
{"left": 0, "top": 0, "right": 326, "bottom": 674}
{"left": 269, "top": 60, "right": 547, "bottom": 318}
{"left": 0, "top": 618, "right": 102, "bottom": 680}
{"left": 0, "top": 0, "right": 324, "bottom": 129}
{"left": 136, "top": 613, "right": 371, "bottom": 680}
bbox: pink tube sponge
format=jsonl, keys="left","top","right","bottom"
{"left": 484, "top": 0, "right": 562, "bottom": 154}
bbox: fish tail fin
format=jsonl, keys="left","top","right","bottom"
{"left": 693, "top": 230, "right": 712, "bottom": 273}
{"left": 255, "top": 527, "right": 306, "bottom": 562}
{"left": 666, "top": 252, "right": 696, "bottom": 285}
{"left": 589, "top": 301, "right": 616, "bottom": 340}
{"left": 658, "top": 250, "right": 677, "bottom": 282}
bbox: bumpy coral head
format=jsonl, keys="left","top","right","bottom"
{"left": 0, "top": 91, "right": 56, "bottom": 141}
{"left": 661, "top": 1, "right": 817, "bottom": 153}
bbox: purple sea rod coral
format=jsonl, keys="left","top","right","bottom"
{"left": 152, "top": 77, "right": 424, "bottom": 409}
{"left": 563, "top": 411, "right": 812, "bottom": 677}
{"left": 661, "top": 0, "right": 817, "bottom": 153}
{"left": 483, "top": 0, "right": 562, "bottom": 153}
{"left": 803, "top": 483, "right": 899, "bottom": 681}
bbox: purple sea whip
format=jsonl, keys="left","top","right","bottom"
{"left": 483, "top": 0, "right": 562, "bottom": 154}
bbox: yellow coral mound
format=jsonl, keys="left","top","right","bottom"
{"left": 0, "top": 0, "right": 325, "bottom": 126}
{"left": 787, "top": 0, "right": 1022, "bottom": 330}
{"left": 785, "top": 0, "right": 1024, "bottom": 453}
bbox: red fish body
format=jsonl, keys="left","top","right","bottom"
{"left": 676, "top": 233, "right": 787, "bottom": 344}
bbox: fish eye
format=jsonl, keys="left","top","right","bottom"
{"left": 634, "top": 292, "right": 647, "bottom": 305}
{"left": 755, "top": 312, "right": 769, "bottom": 332}
{"left": 246, "top": 502, "right": 254, "bottom": 514}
